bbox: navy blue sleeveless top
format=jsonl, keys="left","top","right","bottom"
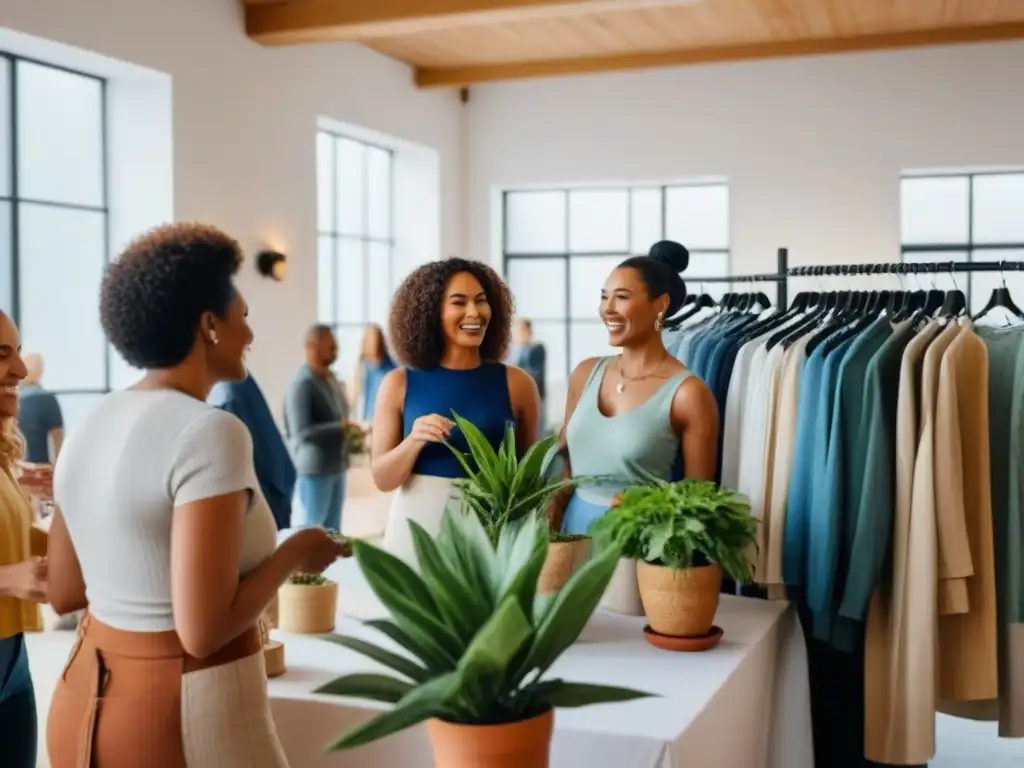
{"left": 403, "top": 362, "right": 515, "bottom": 478}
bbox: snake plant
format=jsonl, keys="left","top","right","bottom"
{"left": 316, "top": 510, "right": 654, "bottom": 751}
{"left": 590, "top": 479, "right": 758, "bottom": 581}
{"left": 443, "top": 411, "right": 583, "bottom": 546}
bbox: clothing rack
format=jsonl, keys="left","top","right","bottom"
{"left": 787, "top": 259, "right": 1024, "bottom": 277}
{"left": 689, "top": 247, "right": 791, "bottom": 308}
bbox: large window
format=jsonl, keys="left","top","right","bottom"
{"left": 901, "top": 171, "right": 1024, "bottom": 313}
{"left": 0, "top": 53, "right": 110, "bottom": 428}
{"left": 502, "top": 183, "right": 730, "bottom": 394}
{"left": 316, "top": 130, "right": 394, "bottom": 380}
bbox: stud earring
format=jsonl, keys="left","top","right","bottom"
{"left": 654, "top": 312, "right": 664, "bottom": 332}
{"left": 209, "top": 331, "right": 219, "bottom": 346}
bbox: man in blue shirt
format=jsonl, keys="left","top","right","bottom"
{"left": 209, "top": 373, "right": 297, "bottom": 530}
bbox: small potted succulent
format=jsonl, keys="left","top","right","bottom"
{"left": 445, "top": 412, "right": 591, "bottom": 594}
{"left": 266, "top": 532, "right": 351, "bottom": 631}
{"left": 316, "top": 510, "right": 653, "bottom": 767}
{"left": 591, "top": 480, "right": 757, "bottom": 645}
{"left": 277, "top": 572, "right": 339, "bottom": 634}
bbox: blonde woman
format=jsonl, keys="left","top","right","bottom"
{"left": 0, "top": 310, "right": 51, "bottom": 768}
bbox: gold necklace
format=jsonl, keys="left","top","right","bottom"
{"left": 615, "top": 356, "right": 667, "bottom": 394}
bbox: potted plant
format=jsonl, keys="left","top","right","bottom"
{"left": 445, "top": 412, "right": 591, "bottom": 594}
{"left": 591, "top": 480, "right": 757, "bottom": 644}
{"left": 277, "top": 572, "right": 339, "bottom": 634}
{"left": 315, "top": 510, "right": 653, "bottom": 766}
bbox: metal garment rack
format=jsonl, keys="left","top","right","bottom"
{"left": 787, "top": 259, "right": 1024, "bottom": 278}
{"left": 690, "top": 247, "right": 791, "bottom": 308}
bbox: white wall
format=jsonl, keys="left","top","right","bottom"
{"left": 465, "top": 41, "right": 1024, "bottom": 276}
{"left": 3, "top": 0, "right": 462, "bottom": 414}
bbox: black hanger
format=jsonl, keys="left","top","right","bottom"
{"left": 973, "top": 263, "right": 1024, "bottom": 322}
{"left": 937, "top": 262, "right": 967, "bottom": 319}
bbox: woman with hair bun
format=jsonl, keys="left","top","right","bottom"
{"left": 549, "top": 240, "right": 719, "bottom": 607}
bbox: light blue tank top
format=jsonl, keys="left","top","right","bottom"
{"left": 565, "top": 357, "right": 692, "bottom": 508}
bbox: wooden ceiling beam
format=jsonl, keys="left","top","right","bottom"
{"left": 246, "top": 0, "right": 694, "bottom": 44}
{"left": 413, "top": 21, "right": 1024, "bottom": 88}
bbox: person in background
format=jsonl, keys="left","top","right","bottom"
{"left": 210, "top": 373, "right": 297, "bottom": 531}
{"left": 284, "top": 325, "right": 350, "bottom": 531}
{"left": 509, "top": 318, "right": 547, "bottom": 428}
{"left": 372, "top": 258, "right": 540, "bottom": 562}
{"left": 46, "top": 222, "right": 345, "bottom": 767}
{"left": 17, "top": 353, "right": 63, "bottom": 464}
{"left": 0, "top": 311, "right": 50, "bottom": 768}
{"left": 351, "top": 324, "right": 396, "bottom": 422}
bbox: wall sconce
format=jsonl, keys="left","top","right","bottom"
{"left": 255, "top": 250, "right": 287, "bottom": 281}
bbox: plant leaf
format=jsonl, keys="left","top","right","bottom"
{"left": 528, "top": 680, "right": 656, "bottom": 708}
{"left": 408, "top": 520, "right": 489, "bottom": 642}
{"left": 315, "top": 673, "right": 414, "bottom": 703}
{"left": 515, "top": 541, "right": 621, "bottom": 681}
{"left": 363, "top": 619, "right": 457, "bottom": 674}
{"left": 327, "top": 670, "right": 461, "bottom": 752}
{"left": 352, "top": 540, "right": 464, "bottom": 660}
{"left": 316, "top": 633, "right": 430, "bottom": 683}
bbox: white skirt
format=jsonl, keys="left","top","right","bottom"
{"left": 181, "top": 651, "right": 290, "bottom": 768}
{"left": 380, "top": 474, "right": 460, "bottom": 567}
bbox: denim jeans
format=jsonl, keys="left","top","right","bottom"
{"left": 294, "top": 472, "right": 346, "bottom": 531}
{"left": 0, "top": 633, "right": 37, "bottom": 767}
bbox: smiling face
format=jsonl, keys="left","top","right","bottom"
{"left": 205, "top": 290, "right": 255, "bottom": 382}
{"left": 600, "top": 266, "right": 670, "bottom": 347}
{"left": 0, "top": 312, "right": 28, "bottom": 419}
{"left": 441, "top": 271, "right": 492, "bottom": 351}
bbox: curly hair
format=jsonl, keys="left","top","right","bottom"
{"left": 100, "top": 222, "right": 243, "bottom": 369}
{"left": 388, "top": 258, "right": 514, "bottom": 369}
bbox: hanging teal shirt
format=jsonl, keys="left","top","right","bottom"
{"left": 782, "top": 343, "right": 826, "bottom": 586}
{"left": 838, "top": 320, "right": 916, "bottom": 622}
{"left": 808, "top": 317, "right": 891, "bottom": 643}
{"left": 977, "top": 326, "right": 1024, "bottom": 623}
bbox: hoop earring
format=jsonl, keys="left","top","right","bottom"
{"left": 654, "top": 312, "right": 664, "bottom": 332}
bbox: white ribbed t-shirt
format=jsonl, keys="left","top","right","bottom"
{"left": 54, "top": 389, "right": 278, "bottom": 632}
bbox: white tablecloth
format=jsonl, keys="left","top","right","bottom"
{"left": 27, "top": 559, "right": 813, "bottom": 768}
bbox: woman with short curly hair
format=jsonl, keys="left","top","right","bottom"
{"left": 372, "top": 258, "right": 540, "bottom": 560}
{"left": 45, "top": 222, "right": 345, "bottom": 767}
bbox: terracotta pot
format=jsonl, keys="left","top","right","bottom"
{"left": 277, "top": 581, "right": 338, "bottom": 634}
{"left": 426, "top": 709, "right": 554, "bottom": 768}
{"left": 636, "top": 560, "right": 723, "bottom": 637}
{"left": 537, "top": 538, "right": 590, "bottom": 594}
{"left": 599, "top": 557, "right": 645, "bottom": 616}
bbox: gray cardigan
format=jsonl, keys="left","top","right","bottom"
{"left": 283, "top": 365, "right": 351, "bottom": 476}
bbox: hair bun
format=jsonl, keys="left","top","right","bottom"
{"left": 648, "top": 240, "right": 689, "bottom": 273}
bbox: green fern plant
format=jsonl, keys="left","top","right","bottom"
{"left": 316, "top": 510, "right": 654, "bottom": 751}
{"left": 443, "top": 412, "right": 584, "bottom": 546}
{"left": 590, "top": 480, "right": 758, "bottom": 582}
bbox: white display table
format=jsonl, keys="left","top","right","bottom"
{"left": 27, "top": 559, "right": 813, "bottom": 768}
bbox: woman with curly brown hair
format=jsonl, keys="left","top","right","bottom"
{"left": 45, "top": 222, "right": 346, "bottom": 767}
{"left": 372, "top": 257, "right": 540, "bottom": 561}
{"left": 0, "top": 310, "right": 50, "bottom": 768}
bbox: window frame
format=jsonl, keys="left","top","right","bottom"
{"left": 501, "top": 182, "right": 731, "bottom": 379}
{"left": 0, "top": 51, "right": 111, "bottom": 399}
{"left": 316, "top": 129, "right": 396, "bottom": 343}
{"left": 900, "top": 170, "right": 1024, "bottom": 308}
